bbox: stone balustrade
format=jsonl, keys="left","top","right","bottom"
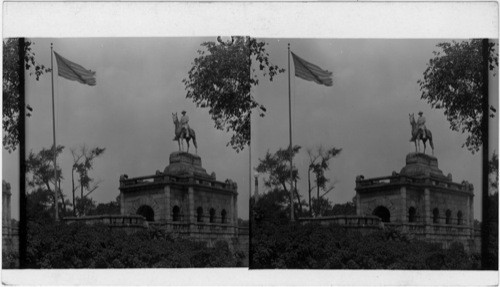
{"left": 298, "top": 215, "right": 382, "bottom": 228}
{"left": 356, "top": 174, "right": 472, "bottom": 193}
{"left": 385, "top": 222, "right": 473, "bottom": 236}
{"left": 120, "top": 173, "right": 236, "bottom": 191}
{"left": 63, "top": 215, "right": 147, "bottom": 228}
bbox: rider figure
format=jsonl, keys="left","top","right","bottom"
{"left": 180, "top": 110, "right": 190, "bottom": 138}
{"left": 417, "top": 111, "right": 426, "bottom": 140}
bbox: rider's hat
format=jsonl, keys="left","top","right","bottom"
{"left": 418, "top": 111, "right": 423, "bottom": 115}
{"left": 182, "top": 110, "right": 186, "bottom": 114}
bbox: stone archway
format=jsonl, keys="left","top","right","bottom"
{"left": 372, "top": 206, "right": 391, "bottom": 222}
{"left": 137, "top": 205, "right": 155, "bottom": 221}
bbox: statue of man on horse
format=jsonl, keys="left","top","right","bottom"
{"left": 409, "top": 112, "right": 434, "bottom": 155}
{"left": 172, "top": 111, "right": 197, "bottom": 154}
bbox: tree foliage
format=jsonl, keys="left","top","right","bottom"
{"left": 71, "top": 145, "right": 106, "bottom": 216}
{"left": 418, "top": 40, "right": 498, "bottom": 153}
{"left": 90, "top": 200, "right": 121, "bottom": 216}
{"left": 26, "top": 222, "right": 242, "bottom": 268}
{"left": 307, "top": 146, "right": 342, "bottom": 216}
{"left": 183, "top": 37, "right": 285, "bottom": 152}
{"left": 3, "top": 39, "right": 50, "bottom": 152}
{"left": 489, "top": 151, "right": 498, "bottom": 194}
{"left": 256, "top": 145, "right": 301, "bottom": 193}
{"left": 255, "top": 145, "right": 304, "bottom": 216}
{"left": 251, "top": 222, "right": 480, "bottom": 269}
{"left": 26, "top": 145, "right": 66, "bottom": 220}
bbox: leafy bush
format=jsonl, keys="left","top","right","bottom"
{"left": 251, "top": 222, "right": 480, "bottom": 269}
{"left": 26, "top": 222, "right": 241, "bottom": 268}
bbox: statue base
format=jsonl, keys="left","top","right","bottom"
{"left": 164, "top": 152, "right": 211, "bottom": 179}
{"left": 400, "top": 152, "right": 447, "bottom": 180}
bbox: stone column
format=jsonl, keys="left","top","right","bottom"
{"left": 356, "top": 193, "right": 361, "bottom": 216}
{"left": 163, "top": 185, "right": 171, "bottom": 221}
{"left": 233, "top": 192, "right": 238, "bottom": 236}
{"left": 400, "top": 186, "right": 407, "bottom": 223}
{"left": 424, "top": 187, "right": 430, "bottom": 225}
{"left": 470, "top": 194, "right": 474, "bottom": 231}
{"left": 188, "top": 178, "right": 195, "bottom": 230}
{"left": 3, "top": 181, "right": 12, "bottom": 237}
{"left": 119, "top": 192, "right": 125, "bottom": 215}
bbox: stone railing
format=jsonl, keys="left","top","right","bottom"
{"left": 238, "top": 226, "right": 249, "bottom": 236}
{"left": 63, "top": 215, "right": 147, "bottom": 228}
{"left": 120, "top": 173, "right": 236, "bottom": 190}
{"left": 356, "top": 174, "right": 472, "bottom": 192}
{"left": 385, "top": 222, "right": 473, "bottom": 237}
{"left": 298, "top": 215, "right": 382, "bottom": 228}
{"left": 149, "top": 221, "right": 238, "bottom": 236}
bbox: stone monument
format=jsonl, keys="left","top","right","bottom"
{"left": 119, "top": 151, "right": 239, "bottom": 242}
{"left": 355, "top": 152, "right": 476, "bottom": 250}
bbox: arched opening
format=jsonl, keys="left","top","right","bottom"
{"left": 408, "top": 207, "right": 416, "bottom": 223}
{"left": 445, "top": 209, "right": 452, "bottom": 224}
{"left": 433, "top": 208, "right": 439, "bottom": 224}
{"left": 136, "top": 205, "right": 155, "bottom": 222}
{"left": 172, "top": 206, "right": 180, "bottom": 222}
{"left": 221, "top": 209, "right": 227, "bottom": 224}
{"left": 197, "top": 207, "right": 203, "bottom": 222}
{"left": 457, "top": 211, "right": 463, "bottom": 225}
{"left": 372, "top": 206, "right": 390, "bottom": 223}
{"left": 209, "top": 208, "right": 215, "bottom": 223}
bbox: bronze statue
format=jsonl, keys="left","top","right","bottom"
{"left": 172, "top": 112, "right": 197, "bottom": 154}
{"left": 409, "top": 113, "right": 434, "bottom": 155}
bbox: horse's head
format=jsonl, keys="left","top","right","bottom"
{"left": 172, "top": 112, "right": 178, "bottom": 125}
{"left": 409, "top": 113, "right": 415, "bottom": 126}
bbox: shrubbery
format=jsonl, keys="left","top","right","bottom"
{"left": 251, "top": 222, "right": 481, "bottom": 269}
{"left": 26, "top": 222, "right": 242, "bottom": 268}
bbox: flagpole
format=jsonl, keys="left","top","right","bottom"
{"left": 288, "top": 43, "right": 295, "bottom": 222}
{"left": 51, "top": 43, "right": 59, "bottom": 221}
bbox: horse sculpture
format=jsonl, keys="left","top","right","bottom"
{"left": 172, "top": 112, "right": 197, "bottom": 154}
{"left": 409, "top": 113, "right": 434, "bottom": 155}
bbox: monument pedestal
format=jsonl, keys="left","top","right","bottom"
{"left": 163, "top": 152, "right": 211, "bottom": 179}
{"left": 400, "top": 152, "right": 447, "bottom": 180}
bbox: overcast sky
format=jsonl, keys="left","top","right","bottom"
{"left": 251, "top": 39, "right": 499, "bottom": 220}
{"left": 3, "top": 38, "right": 251, "bottom": 220}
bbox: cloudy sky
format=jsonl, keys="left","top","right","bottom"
{"left": 3, "top": 37, "right": 251, "bottom": 220}
{"left": 252, "top": 39, "right": 499, "bottom": 220}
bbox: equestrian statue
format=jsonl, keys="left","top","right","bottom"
{"left": 172, "top": 111, "right": 197, "bottom": 154}
{"left": 409, "top": 111, "right": 434, "bottom": 155}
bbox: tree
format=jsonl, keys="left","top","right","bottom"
{"left": 329, "top": 200, "right": 357, "bottom": 216}
{"left": 25, "top": 145, "right": 65, "bottom": 219}
{"left": 256, "top": 145, "right": 303, "bottom": 216}
{"left": 90, "top": 199, "right": 121, "bottom": 216}
{"left": 70, "top": 145, "right": 105, "bottom": 216}
{"left": 487, "top": 152, "right": 499, "bottom": 269}
{"left": 418, "top": 40, "right": 498, "bottom": 153}
{"left": 26, "top": 187, "right": 54, "bottom": 224}
{"left": 307, "top": 146, "right": 342, "bottom": 216}
{"left": 3, "top": 39, "right": 50, "bottom": 152}
{"left": 183, "top": 37, "right": 285, "bottom": 152}
{"left": 489, "top": 151, "right": 498, "bottom": 194}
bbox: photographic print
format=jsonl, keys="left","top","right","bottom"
{"left": 2, "top": 1, "right": 499, "bottom": 285}
{"left": 250, "top": 39, "right": 499, "bottom": 270}
{"left": 3, "top": 37, "right": 251, "bottom": 268}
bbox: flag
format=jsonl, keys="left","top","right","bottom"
{"left": 54, "top": 52, "right": 96, "bottom": 86}
{"left": 291, "top": 52, "right": 332, "bottom": 87}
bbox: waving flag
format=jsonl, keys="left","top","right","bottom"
{"left": 291, "top": 52, "right": 332, "bottom": 87}
{"left": 54, "top": 52, "right": 96, "bottom": 86}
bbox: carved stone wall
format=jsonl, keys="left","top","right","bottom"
{"left": 355, "top": 153, "right": 475, "bottom": 250}
{"left": 119, "top": 152, "right": 238, "bottom": 238}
